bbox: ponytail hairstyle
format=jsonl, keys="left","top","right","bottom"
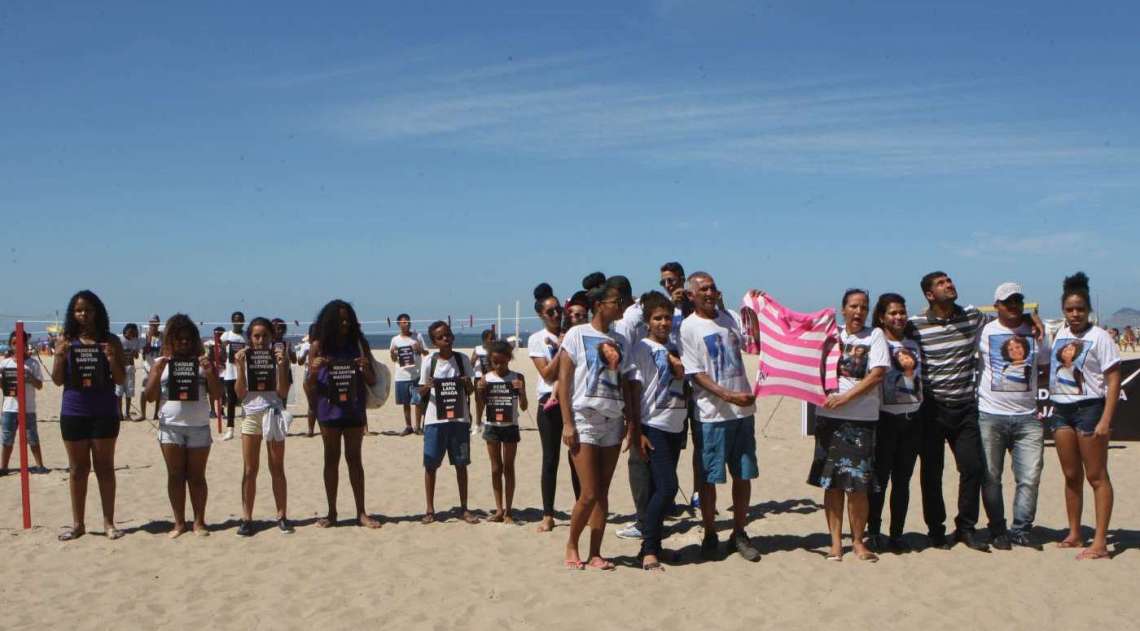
{"left": 533, "top": 282, "right": 557, "bottom": 314}
{"left": 246, "top": 317, "right": 274, "bottom": 348}
{"left": 872, "top": 292, "right": 907, "bottom": 330}
{"left": 1061, "top": 271, "right": 1091, "bottom": 308}
{"left": 841, "top": 287, "right": 870, "bottom": 309}
{"left": 582, "top": 272, "right": 606, "bottom": 292}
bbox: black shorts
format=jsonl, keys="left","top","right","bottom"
{"left": 60, "top": 414, "right": 121, "bottom": 442}
{"left": 318, "top": 416, "right": 366, "bottom": 429}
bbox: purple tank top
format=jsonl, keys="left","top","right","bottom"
{"left": 316, "top": 346, "right": 366, "bottom": 422}
{"left": 60, "top": 340, "right": 119, "bottom": 418}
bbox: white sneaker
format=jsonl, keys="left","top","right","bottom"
{"left": 615, "top": 524, "right": 643, "bottom": 539}
{"left": 222, "top": 429, "right": 234, "bottom": 441}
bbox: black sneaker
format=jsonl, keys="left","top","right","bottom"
{"left": 1008, "top": 531, "right": 1043, "bottom": 551}
{"left": 732, "top": 531, "right": 762, "bottom": 562}
{"left": 236, "top": 520, "right": 254, "bottom": 537}
{"left": 952, "top": 529, "right": 991, "bottom": 552}
{"left": 866, "top": 533, "right": 888, "bottom": 553}
{"left": 700, "top": 531, "right": 720, "bottom": 560}
{"left": 928, "top": 533, "right": 953, "bottom": 550}
{"left": 887, "top": 536, "right": 912, "bottom": 553}
{"left": 991, "top": 533, "right": 1012, "bottom": 551}
{"left": 277, "top": 518, "right": 294, "bottom": 534}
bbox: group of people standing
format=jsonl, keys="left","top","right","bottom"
{"left": 3, "top": 266, "right": 1122, "bottom": 567}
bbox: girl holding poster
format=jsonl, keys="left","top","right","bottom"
{"left": 476, "top": 340, "right": 528, "bottom": 523}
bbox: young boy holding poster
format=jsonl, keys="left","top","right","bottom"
{"left": 477, "top": 340, "right": 528, "bottom": 523}
{"left": 389, "top": 314, "right": 428, "bottom": 436}
{"left": 419, "top": 321, "right": 479, "bottom": 524}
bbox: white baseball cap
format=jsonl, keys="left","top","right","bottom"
{"left": 994, "top": 282, "right": 1024, "bottom": 302}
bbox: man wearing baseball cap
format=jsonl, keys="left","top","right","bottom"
{"left": 976, "top": 282, "right": 1050, "bottom": 550}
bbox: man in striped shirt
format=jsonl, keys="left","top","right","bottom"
{"left": 910, "top": 271, "right": 990, "bottom": 552}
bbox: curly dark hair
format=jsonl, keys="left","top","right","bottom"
{"left": 63, "top": 290, "right": 111, "bottom": 341}
{"left": 313, "top": 299, "right": 367, "bottom": 355}
{"left": 1000, "top": 335, "right": 1030, "bottom": 363}
{"left": 160, "top": 314, "right": 204, "bottom": 358}
{"left": 639, "top": 290, "right": 673, "bottom": 323}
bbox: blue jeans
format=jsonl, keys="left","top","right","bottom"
{"left": 639, "top": 425, "right": 685, "bottom": 557}
{"left": 2, "top": 412, "right": 39, "bottom": 447}
{"left": 978, "top": 411, "right": 1044, "bottom": 536}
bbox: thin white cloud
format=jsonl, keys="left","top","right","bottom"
{"left": 946, "top": 231, "right": 1099, "bottom": 259}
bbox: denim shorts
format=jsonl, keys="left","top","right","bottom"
{"left": 1048, "top": 399, "right": 1105, "bottom": 436}
{"left": 158, "top": 423, "right": 213, "bottom": 449}
{"left": 394, "top": 380, "right": 416, "bottom": 406}
{"left": 1, "top": 412, "right": 39, "bottom": 447}
{"left": 423, "top": 422, "right": 471, "bottom": 469}
{"left": 700, "top": 414, "right": 759, "bottom": 484}
{"left": 482, "top": 424, "right": 520, "bottom": 443}
{"left": 573, "top": 408, "right": 625, "bottom": 447}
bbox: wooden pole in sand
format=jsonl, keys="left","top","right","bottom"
{"left": 15, "top": 322, "right": 32, "bottom": 529}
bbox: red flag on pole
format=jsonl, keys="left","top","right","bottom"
{"left": 15, "top": 322, "right": 31, "bottom": 529}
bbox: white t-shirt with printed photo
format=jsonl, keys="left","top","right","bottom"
{"left": 1, "top": 356, "right": 41, "bottom": 414}
{"left": 527, "top": 329, "right": 560, "bottom": 397}
{"left": 560, "top": 324, "right": 637, "bottom": 420}
{"left": 1049, "top": 325, "right": 1121, "bottom": 403}
{"left": 824, "top": 327, "right": 890, "bottom": 422}
{"left": 631, "top": 337, "right": 687, "bottom": 433}
{"left": 880, "top": 337, "right": 923, "bottom": 416}
{"left": 978, "top": 319, "right": 1050, "bottom": 415}
{"left": 419, "top": 352, "right": 474, "bottom": 426}
{"left": 681, "top": 311, "right": 755, "bottom": 423}
{"left": 389, "top": 333, "right": 426, "bottom": 382}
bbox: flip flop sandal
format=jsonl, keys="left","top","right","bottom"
{"left": 564, "top": 560, "right": 586, "bottom": 570}
{"left": 857, "top": 552, "right": 879, "bottom": 563}
{"left": 825, "top": 554, "right": 843, "bottom": 562}
{"left": 587, "top": 558, "right": 616, "bottom": 571}
{"left": 1057, "top": 540, "right": 1083, "bottom": 549}
{"left": 1076, "top": 549, "right": 1111, "bottom": 560}
{"left": 642, "top": 562, "right": 665, "bottom": 572}
{"left": 58, "top": 528, "right": 84, "bottom": 542}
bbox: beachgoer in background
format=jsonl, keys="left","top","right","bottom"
{"left": 117, "top": 323, "right": 142, "bottom": 420}
{"left": 867, "top": 293, "right": 922, "bottom": 553}
{"left": 307, "top": 299, "right": 381, "bottom": 529}
{"left": 220, "top": 311, "right": 247, "bottom": 441}
{"left": 52, "top": 290, "right": 126, "bottom": 541}
{"left": 629, "top": 291, "right": 687, "bottom": 571}
{"left": 809, "top": 289, "right": 887, "bottom": 562}
{"left": 389, "top": 314, "right": 428, "bottom": 436}
{"left": 298, "top": 324, "right": 317, "bottom": 436}
{"left": 529, "top": 283, "right": 567, "bottom": 533}
{"left": 419, "top": 321, "right": 478, "bottom": 524}
{"left": 977, "top": 283, "right": 1050, "bottom": 551}
{"left": 478, "top": 340, "right": 527, "bottom": 523}
{"left": 558, "top": 277, "right": 640, "bottom": 570}
{"left": 234, "top": 317, "right": 293, "bottom": 535}
{"left": 140, "top": 315, "right": 162, "bottom": 421}
{"left": 1122, "top": 326, "right": 1137, "bottom": 352}
{"left": 143, "top": 313, "right": 220, "bottom": 538}
{"left": 1048, "top": 272, "right": 1121, "bottom": 560}
{"left": 2, "top": 330, "right": 47, "bottom": 474}
{"left": 909, "top": 271, "right": 990, "bottom": 552}
{"left": 471, "top": 328, "right": 496, "bottom": 435}
{"left": 683, "top": 274, "right": 761, "bottom": 562}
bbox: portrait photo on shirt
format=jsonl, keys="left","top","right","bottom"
{"left": 883, "top": 345, "right": 921, "bottom": 404}
{"left": 838, "top": 342, "right": 870, "bottom": 380}
{"left": 584, "top": 335, "right": 624, "bottom": 401}
{"left": 702, "top": 330, "right": 744, "bottom": 383}
{"left": 650, "top": 348, "right": 686, "bottom": 411}
{"left": 989, "top": 333, "right": 1036, "bottom": 392}
{"left": 1051, "top": 338, "right": 1089, "bottom": 396}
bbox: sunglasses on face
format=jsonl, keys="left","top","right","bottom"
{"left": 545, "top": 306, "right": 563, "bottom": 317}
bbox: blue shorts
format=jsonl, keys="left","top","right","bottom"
{"left": 1, "top": 412, "right": 39, "bottom": 447}
{"left": 423, "top": 422, "right": 471, "bottom": 469}
{"left": 395, "top": 380, "right": 416, "bottom": 406}
{"left": 700, "top": 415, "right": 759, "bottom": 484}
{"left": 1048, "top": 399, "right": 1105, "bottom": 436}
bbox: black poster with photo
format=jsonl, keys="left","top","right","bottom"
{"left": 167, "top": 359, "right": 200, "bottom": 401}
{"left": 70, "top": 344, "right": 108, "bottom": 390}
{"left": 227, "top": 340, "right": 247, "bottom": 363}
{"left": 1, "top": 367, "right": 18, "bottom": 397}
{"left": 396, "top": 345, "right": 416, "bottom": 367}
{"left": 329, "top": 361, "right": 357, "bottom": 404}
{"left": 485, "top": 381, "right": 516, "bottom": 424}
{"left": 434, "top": 377, "right": 462, "bottom": 420}
{"left": 247, "top": 349, "right": 276, "bottom": 392}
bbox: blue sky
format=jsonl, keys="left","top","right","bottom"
{"left": 2, "top": 1, "right": 1138, "bottom": 333}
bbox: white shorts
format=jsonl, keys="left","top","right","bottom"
{"left": 115, "top": 367, "right": 136, "bottom": 398}
{"left": 573, "top": 408, "right": 625, "bottom": 448}
{"left": 241, "top": 407, "right": 291, "bottom": 442}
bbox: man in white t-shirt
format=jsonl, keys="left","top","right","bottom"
{"left": 977, "top": 283, "right": 1050, "bottom": 551}
{"left": 220, "top": 311, "right": 247, "bottom": 441}
{"left": 389, "top": 314, "right": 428, "bottom": 436}
{"left": 680, "top": 272, "right": 761, "bottom": 562}
{"left": 1, "top": 335, "right": 47, "bottom": 474}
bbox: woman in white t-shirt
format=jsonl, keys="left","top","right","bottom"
{"left": 809, "top": 289, "right": 888, "bottom": 562}
{"left": 867, "top": 293, "right": 923, "bottom": 554}
{"left": 476, "top": 340, "right": 528, "bottom": 524}
{"left": 556, "top": 278, "right": 640, "bottom": 570}
{"left": 1047, "top": 273, "right": 1121, "bottom": 560}
{"left": 234, "top": 317, "right": 293, "bottom": 536}
{"left": 143, "top": 314, "right": 222, "bottom": 538}
{"left": 528, "top": 283, "right": 571, "bottom": 533}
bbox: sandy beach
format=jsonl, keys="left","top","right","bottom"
{"left": 2, "top": 348, "right": 1138, "bottom": 631}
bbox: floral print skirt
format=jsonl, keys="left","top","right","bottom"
{"left": 807, "top": 417, "right": 878, "bottom": 494}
